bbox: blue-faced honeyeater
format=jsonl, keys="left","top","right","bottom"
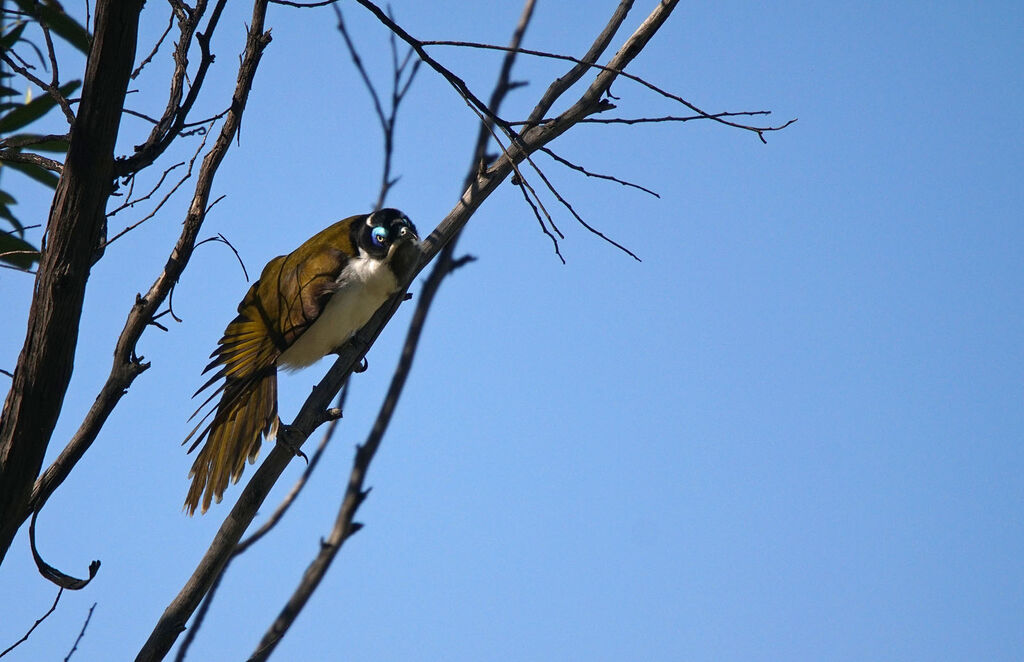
{"left": 183, "top": 209, "right": 420, "bottom": 514}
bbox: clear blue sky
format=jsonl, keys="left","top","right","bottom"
{"left": 1, "top": 1, "right": 1021, "bottom": 660}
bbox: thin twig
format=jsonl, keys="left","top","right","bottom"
{"left": 520, "top": 110, "right": 775, "bottom": 126}
{"left": 107, "top": 160, "right": 185, "bottom": 218}
{"left": 540, "top": 146, "right": 658, "bottom": 198}
{"left": 0, "top": 133, "right": 69, "bottom": 149}
{"left": 0, "top": 588, "right": 63, "bottom": 658}
{"left": 423, "top": 40, "right": 797, "bottom": 141}
{"left": 0, "top": 263, "right": 36, "bottom": 274}
{"left": 121, "top": 107, "right": 161, "bottom": 124}
{"left": 104, "top": 121, "right": 212, "bottom": 244}
{"left": 194, "top": 232, "right": 249, "bottom": 281}
{"left": 524, "top": 155, "right": 640, "bottom": 260}
{"left": 40, "top": 24, "right": 59, "bottom": 91}
{"left": 25, "top": 0, "right": 274, "bottom": 575}
{"left": 514, "top": 172, "right": 564, "bottom": 262}
{"left": 0, "top": 51, "right": 75, "bottom": 124}
{"left": 269, "top": 0, "right": 340, "bottom": 7}
{"left": 132, "top": 11, "right": 174, "bottom": 80}
{"left": 62, "top": 602, "right": 96, "bottom": 662}
{"left": 249, "top": 5, "right": 535, "bottom": 655}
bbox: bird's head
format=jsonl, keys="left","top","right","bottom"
{"left": 358, "top": 208, "right": 420, "bottom": 281}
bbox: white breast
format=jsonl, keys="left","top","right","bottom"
{"left": 277, "top": 255, "right": 399, "bottom": 371}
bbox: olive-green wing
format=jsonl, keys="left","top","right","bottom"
{"left": 183, "top": 216, "right": 361, "bottom": 514}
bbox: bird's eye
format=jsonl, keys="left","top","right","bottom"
{"left": 371, "top": 226, "right": 388, "bottom": 247}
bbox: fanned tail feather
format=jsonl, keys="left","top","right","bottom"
{"left": 184, "top": 368, "right": 278, "bottom": 515}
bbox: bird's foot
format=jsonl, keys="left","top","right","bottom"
{"left": 276, "top": 424, "right": 309, "bottom": 464}
{"left": 354, "top": 357, "right": 368, "bottom": 373}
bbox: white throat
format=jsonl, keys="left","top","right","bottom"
{"left": 277, "top": 255, "right": 398, "bottom": 370}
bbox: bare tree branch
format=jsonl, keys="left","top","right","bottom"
{"left": 522, "top": 0, "right": 633, "bottom": 128}
{"left": 249, "top": 2, "right": 536, "bottom": 658}
{"left": 17, "top": 0, "right": 272, "bottom": 556}
{"left": 0, "top": 0, "right": 145, "bottom": 565}
{"left": 138, "top": 2, "right": 793, "bottom": 659}
{"left": 0, "top": 588, "right": 63, "bottom": 659}
{"left": 539, "top": 146, "right": 659, "bottom": 198}
{"left": 62, "top": 602, "right": 97, "bottom": 662}
{"left": 0, "top": 51, "right": 77, "bottom": 125}
{"left": 0, "top": 132, "right": 70, "bottom": 149}
{"left": 0, "top": 149, "right": 63, "bottom": 173}
{"left": 424, "top": 40, "right": 798, "bottom": 140}
{"left": 131, "top": 9, "right": 174, "bottom": 80}
{"left": 116, "top": 0, "right": 229, "bottom": 176}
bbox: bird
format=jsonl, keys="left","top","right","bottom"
{"left": 183, "top": 208, "right": 420, "bottom": 514}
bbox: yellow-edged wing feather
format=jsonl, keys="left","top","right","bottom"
{"left": 184, "top": 216, "right": 361, "bottom": 514}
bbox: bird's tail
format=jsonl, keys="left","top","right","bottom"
{"left": 184, "top": 368, "right": 278, "bottom": 515}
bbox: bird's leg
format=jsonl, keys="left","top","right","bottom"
{"left": 275, "top": 424, "right": 309, "bottom": 464}
{"left": 333, "top": 336, "right": 370, "bottom": 372}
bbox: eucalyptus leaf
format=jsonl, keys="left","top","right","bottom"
{"left": 0, "top": 22, "right": 27, "bottom": 51}
{"left": 0, "top": 204, "right": 22, "bottom": 232}
{"left": 0, "top": 231, "right": 38, "bottom": 268}
{"left": 7, "top": 160, "right": 59, "bottom": 188}
{"left": 0, "top": 81, "right": 80, "bottom": 133}
{"left": 12, "top": 0, "right": 91, "bottom": 54}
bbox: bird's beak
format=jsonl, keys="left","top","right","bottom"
{"left": 388, "top": 225, "right": 421, "bottom": 281}
{"left": 397, "top": 224, "right": 418, "bottom": 242}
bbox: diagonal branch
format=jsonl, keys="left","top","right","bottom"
{"left": 249, "top": 3, "right": 535, "bottom": 658}
{"left": 0, "top": 588, "right": 63, "bottom": 658}
{"left": 423, "top": 40, "right": 797, "bottom": 140}
{"left": 20, "top": 0, "right": 273, "bottom": 554}
{"left": 523, "top": 0, "right": 633, "bottom": 128}
{"left": 0, "top": 0, "right": 145, "bottom": 566}
{"left": 0, "top": 149, "right": 63, "bottom": 173}
{"left": 139, "top": 2, "right": 791, "bottom": 659}
{"left": 115, "top": 0, "right": 229, "bottom": 176}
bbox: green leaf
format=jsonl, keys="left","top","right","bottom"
{"left": 0, "top": 86, "right": 21, "bottom": 98}
{"left": 0, "top": 230, "right": 38, "bottom": 268}
{"left": 0, "top": 203, "right": 23, "bottom": 234}
{"left": 7, "top": 160, "right": 59, "bottom": 188}
{"left": 0, "top": 81, "right": 80, "bottom": 133}
{"left": 12, "top": 0, "right": 91, "bottom": 54}
{"left": 0, "top": 191, "right": 16, "bottom": 206}
{"left": 0, "top": 22, "right": 27, "bottom": 51}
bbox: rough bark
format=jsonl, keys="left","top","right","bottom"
{"left": 0, "top": 0, "right": 144, "bottom": 563}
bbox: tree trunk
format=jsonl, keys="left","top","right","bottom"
{"left": 0, "top": 0, "right": 144, "bottom": 564}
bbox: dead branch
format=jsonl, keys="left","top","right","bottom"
{"left": 0, "top": 149, "right": 63, "bottom": 173}
{"left": 116, "top": 0, "right": 229, "bottom": 176}
{"left": 0, "top": 0, "right": 146, "bottom": 565}
{"left": 132, "top": 10, "right": 174, "bottom": 80}
{"left": 138, "top": 1, "right": 793, "bottom": 659}
{"left": 248, "top": 2, "right": 535, "bottom": 658}
{"left": 62, "top": 602, "right": 96, "bottom": 662}
{"left": 539, "top": 146, "right": 659, "bottom": 197}
{"left": 423, "top": 39, "right": 798, "bottom": 141}
{"left": 18, "top": 0, "right": 272, "bottom": 556}
{"left": 0, "top": 588, "right": 63, "bottom": 658}
{"left": 0, "top": 50, "right": 76, "bottom": 125}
